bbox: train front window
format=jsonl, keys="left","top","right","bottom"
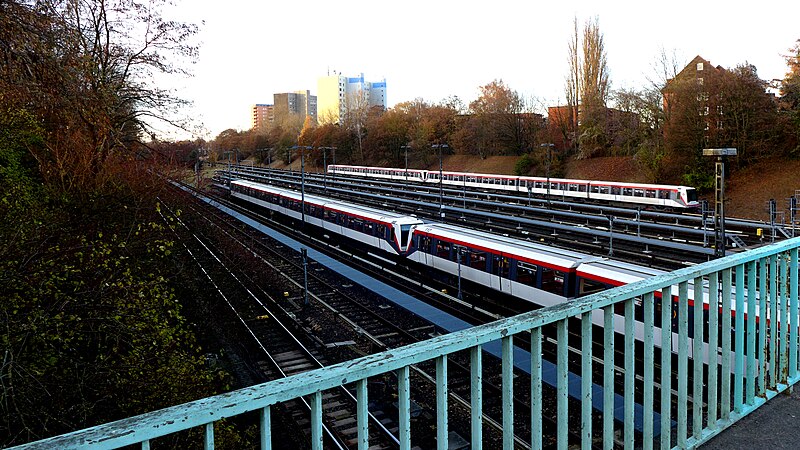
{"left": 686, "top": 189, "right": 698, "bottom": 203}
{"left": 400, "top": 224, "right": 412, "bottom": 245}
{"left": 579, "top": 278, "right": 607, "bottom": 296}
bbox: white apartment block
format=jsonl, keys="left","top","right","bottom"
{"left": 317, "top": 73, "right": 387, "bottom": 124}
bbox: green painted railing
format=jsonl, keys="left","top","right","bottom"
{"left": 12, "top": 237, "right": 800, "bottom": 450}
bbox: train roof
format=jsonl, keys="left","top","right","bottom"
{"left": 417, "top": 222, "right": 604, "bottom": 271}
{"left": 576, "top": 258, "right": 664, "bottom": 286}
{"left": 232, "top": 179, "right": 423, "bottom": 225}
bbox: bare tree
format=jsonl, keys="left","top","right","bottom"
{"left": 578, "top": 16, "right": 610, "bottom": 158}
{"left": 564, "top": 16, "right": 581, "bottom": 153}
{"left": 341, "top": 90, "right": 370, "bottom": 161}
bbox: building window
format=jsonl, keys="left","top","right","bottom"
{"left": 697, "top": 62, "right": 704, "bottom": 71}
{"left": 697, "top": 77, "right": 704, "bottom": 85}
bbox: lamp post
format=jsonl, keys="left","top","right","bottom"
{"left": 321, "top": 146, "right": 328, "bottom": 192}
{"left": 703, "top": 147, "right": 737, "bottom": 257}
{"left": 540, "top": 143, "right": 554, "bottom": 209}
{"left": 401, "top": 144, "right": 411, "bottom": 181}
{"left": 432, "top": 144, "right": 448, "bottom": 219}
{"left": 292, "top": 145, "right": 313, "bottom": 227}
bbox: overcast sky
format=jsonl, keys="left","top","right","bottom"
{"left": 163, "top": 0, "right": 800, "bottom": 140}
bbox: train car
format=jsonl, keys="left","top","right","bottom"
{"left": 230, "top": 179, "right": 422, "bottom": 255}
{"left": 327, "top": 164, "right": 700, "bottom": 209}
{"left": 231, "top": 179, "right": 750, "bottom": 367}
{"left": 327, "top": 164, "right": 427, "bottom": 183}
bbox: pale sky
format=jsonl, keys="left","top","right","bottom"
{"left": 163, "top": 0, "right": 800, "bottom": 140}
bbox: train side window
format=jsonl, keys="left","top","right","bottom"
{"left": 634, "top": 189, "right": 644, "bottom": 197}
{"left": 517, "top": 261, "right": 537, "bottom": 286}
{"left": 658, "top": 190, "right": 670, "bottom": 199}
{"left": 469, "top": 250, "right": 487, "bottom": 269}
{"left": 436, "top": 241, "right": 451, "bottom": 259}
{"left": 578, "top": 184, "right": 587, "bottom": 192}
{"left": 645, "top": 189, "right": 656, "bottom": 198}
{"left": 611, "top": 187, "right": 621, "bottom": 195}
{"left": 541, "top": 267, "right": 565, "bottom": 294}
{"left": 364, "top": 222, "right": 375, "bottom": 236}
{"left": 622, "top": 188, "right": 633, "bottom": 196}
{"left": 535, "top": 181, "right": 544, "bottom": 189}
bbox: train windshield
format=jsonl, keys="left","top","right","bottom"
{"left": 686, "top": 188, "right": 698, "bottom": 203}
{"left": 400, "top": 224, "right": 413, "bottom": 246}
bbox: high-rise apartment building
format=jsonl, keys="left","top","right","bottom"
{"left": 274, "top": 90, "right": 317, "bottom": 124}
{"left": 317, "top": 73, "right": 387, "bottom": 124}
{"left": 252, "top": 104, "right": 274, "bottom": 131}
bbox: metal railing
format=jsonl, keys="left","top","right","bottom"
{"left": 13, "top": 237, "right": 800, "bottom": 450}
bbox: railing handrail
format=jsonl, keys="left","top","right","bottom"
{"left": 14, "top": 236, "right": 800, "bottom": 449}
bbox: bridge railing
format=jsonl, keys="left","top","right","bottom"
{"left": 13, "top": 237, "right": 800, "bottom": 450}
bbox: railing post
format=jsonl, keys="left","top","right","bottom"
{"left": 260, "top": 406, "right": 271, "bottom": 450}
{"left": 603, "top": 306, "right": 614, "bottom": 450}
{"left": 708, "top": 272, "right": 719, "bottom": 429}
{"left": 790, "top": 248, "right": 798, "bottom": 379}
{"left": 531, "top": 327, "right": 543, "bottom": 450}
{"left": 734, "top": 264, "right": 745, "bottom": 413}
{"left": 502, "top": 336, "right": 514, "bottom": 449}
{"left": 436, "top": 355, "right": 448, "bottom": 450}
{"left": 581, "top": 312, "right": 593, "bottom": 450}
{"left": 693, "top": 277, "right": 705, "bottom": 440}
{"left": 204, "top": 422, "right": 214, "bottom": 450}
{"left": 557, "top": 319, "right": 569, "bottom": 450}
{"left": 643, "top": 292, "right": 655, "bottom": 450}
{"left": 398, "top": 366, "right": 411, "bottom": 450}
{"left": 677, "top": 281, "right": 689, "bottom": 447}
{"left": 721, "top": 269, "right": 732, "bottom": 421}
{"left": 780, "top": 256, "right": 789, "bottom": 384}
{"left": 758, "top": 258, "right": 768, "bottom": 397}
{"left": 746, "top": 261, "right": 757, "bottom": 405}
{"left": 624, "top": 298, "right": 635, "bottom": 449}
{"left": 470, "top": 345, "right": 483, "bottom": 450}
{"left": 770, "top": 257, "right": 778, "bottom": 389}
{"left": 660, "top": 286, "right": 672, "bottom": 450}
{"left": 357, "top": 379, "right": 369, "bottom": 450}
{"left": 311, "top": 392, "right": 322, "bottom": 450}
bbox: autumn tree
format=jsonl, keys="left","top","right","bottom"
{"left": 715, "top": 64, "right": 781, "bottom": 165}
{"left": 0, "top": 0, "right": 199, "bottom": 194}
{"left": 780, "top": 39, "right": 800, "bottom": 156}
{"left": 462, "top": 80, "right": 540, "bottom": 157}
{"left": 0, "top": 2, "right": 245, "bottom": 446}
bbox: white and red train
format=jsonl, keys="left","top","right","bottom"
{"left": 326, "top": 164, "right": 700, "bottom": 210}
{"left": 229, "top": 178, "right": 745, "bottom": 366}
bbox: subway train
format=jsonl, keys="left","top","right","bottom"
{"left": 228, "top": 178, "right": 745, "bottom": 367}
{"left": 327, "top": 164, "right": 700, "bottom": 210}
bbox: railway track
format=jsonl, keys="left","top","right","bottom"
{"left": 213, "top": 168, "right": 729, "bottom": 270}
{"left": 221, "top": 165, "right": 795, "bottom": 253}
{"left": 159, "top": 197, "right": 403, "bottom": 449}
{"left": 167, "top": 181, "right": 619, "bottom": 448}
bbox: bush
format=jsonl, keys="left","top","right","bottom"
{"left": 514, "top": 153, "right": 534, "bottom": 175}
